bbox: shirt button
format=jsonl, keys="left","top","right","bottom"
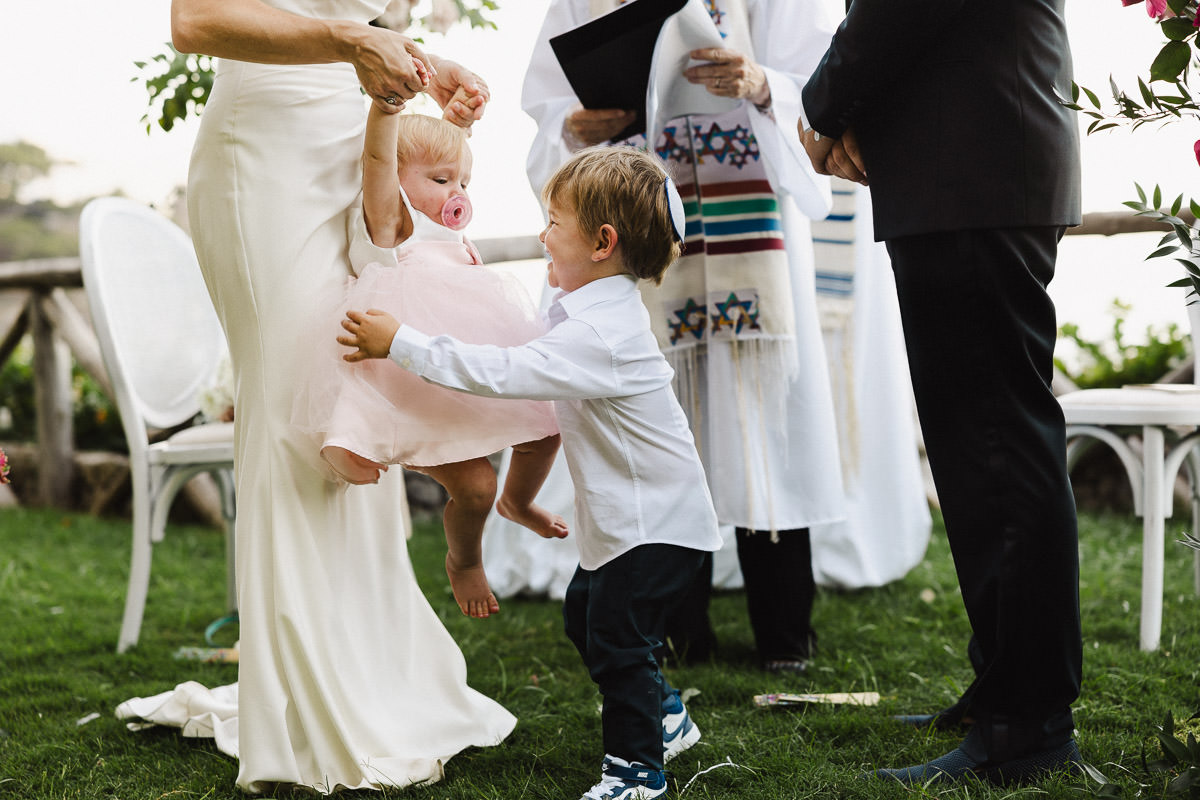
{"left": 400, "top": 358, "right": 413, "bottom": 369}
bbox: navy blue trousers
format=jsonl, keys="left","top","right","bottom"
{"left": 564, "top": 544, "right": 707, "bottom": 770}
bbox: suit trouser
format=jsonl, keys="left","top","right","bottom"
{"left": 663, "top": 529, "right": 816, "bottom": 664}
{"left": 564, "top": 544, "right": 707, "bottom": 770}
{"left": 735, "top": 528, "right": 817, "bottom": 661}
{"left": 886, "top": 226, "right": 1082, "bottom": 759}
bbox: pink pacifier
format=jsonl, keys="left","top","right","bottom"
{"left": 440, "top": 195, "right": 473, "bottom": 230}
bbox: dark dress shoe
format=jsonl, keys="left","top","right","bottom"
{"left": 866, "top": 739, "right": 1084, "bottom": 785}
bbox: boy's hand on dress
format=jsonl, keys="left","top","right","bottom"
{"left": 339, "top": 309, "right": 401, "bottom": 362}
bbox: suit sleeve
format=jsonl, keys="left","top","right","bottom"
{"left": 801, "top": 0, "right": 966, "bottom": 137}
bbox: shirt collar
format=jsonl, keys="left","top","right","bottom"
{"left": 551, "top": 273, "right": 638, "bottom": 320}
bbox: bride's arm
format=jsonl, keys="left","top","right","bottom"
{"left": 170, "top": 0, "right": 432, "bottom": 111}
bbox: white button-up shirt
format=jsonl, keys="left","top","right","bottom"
{"left": 389, "top": 273, "right": 722, "bottom": 570}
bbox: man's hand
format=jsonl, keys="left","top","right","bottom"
{"left": 338, "top": 309, "right": 402, "bottom": 362}
{"left": 799, "top": 123, "right": 868, "bottom": 186}
{"left": 799, "top": 123, "right": 836, "bottom": 175}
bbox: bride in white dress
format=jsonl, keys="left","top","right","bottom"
{"left": 116, "top": 1, "right": 515, "bottom": 793}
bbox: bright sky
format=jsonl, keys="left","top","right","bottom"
{"left": 1, "top": 0, "right": 1197, "bottom": 339}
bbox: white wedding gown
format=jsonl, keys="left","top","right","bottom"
{"left": 115, "top": 2, "right": 515, "bottom": 792}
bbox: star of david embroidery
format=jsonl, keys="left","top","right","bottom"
{"left": 711, "top": 291, "right": 760, "bottom": 336}
{"left": 656, "top": 125, "right": 692, "bottom": 165}
{"left": 705, "top": 0, "right": 726, "bottom": 35}
{"left": 667, "top": 297, "right": 708, "bottom": 344}
{"left": 693, "top": 123, "right": 760, "bottom": 169}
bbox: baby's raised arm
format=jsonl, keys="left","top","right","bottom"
{"left": 361, "top": 104, "right": 411, "bottom": 247}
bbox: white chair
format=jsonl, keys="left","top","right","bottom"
{"left": 79, "top": 197, "right": 236, "bottom": 653}
{"left": 1060, "top": 301, "right": 1200, "bottom": 652}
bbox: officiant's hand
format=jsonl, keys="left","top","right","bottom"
{"left": 564, "top": 105, "right": 636, "bottom": 148}
{"left": 685, "top": 48, "right": 770, "bottom": 108}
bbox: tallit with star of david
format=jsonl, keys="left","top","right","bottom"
{"left": 599, "top": 0, "right": 800, "bottom": 432}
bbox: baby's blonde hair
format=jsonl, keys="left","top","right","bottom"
{"left": 541, "top": 146, "right": 682, "bottom": 285}
{"left": 394, "top": 114, "right": 471, "bottom": 168}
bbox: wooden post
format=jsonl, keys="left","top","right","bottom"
{"left": 29, "top": 290, "right": 74, "bottom": 507}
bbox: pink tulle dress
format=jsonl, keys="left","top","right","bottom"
{"left": 295, "top": 190, "right": 558, "bottom": 479}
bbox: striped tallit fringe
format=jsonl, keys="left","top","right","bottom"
{"left": 664, "top": 335, "right": 796, "bottom": 539}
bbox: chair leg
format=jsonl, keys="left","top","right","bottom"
{"left": 118, "top": 488, "right": 154, "bottom": 653}
{"left": 1140, "top": 426, "right": 1165, "bottom": 652}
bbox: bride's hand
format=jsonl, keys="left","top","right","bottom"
{"left": 350, "top": 26, "right": 434, "bottom": 113}
{"left": 426, "top": 57, "right": 490, "bottom": 129}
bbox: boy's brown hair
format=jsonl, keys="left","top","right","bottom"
{"left": 541, "top": 146, "right": 682, "bottom": 285}
{"left": 394, "top": 114, "right": 471, "bottom": 169}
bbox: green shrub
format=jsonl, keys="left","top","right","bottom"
{"left": 1056, "top": 299, "right": 1190, "bottom": 389}
{"left": 0, "top": 335, "right": 127, "bottom": 451}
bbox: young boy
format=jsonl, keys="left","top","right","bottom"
{"left": 338, "top": 146, "right": 723, "bottom": 799}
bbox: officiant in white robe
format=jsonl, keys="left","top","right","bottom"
{"left": 484, "top": 0, "right": 926, "bottom": 667}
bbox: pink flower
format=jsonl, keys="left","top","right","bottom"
{"left": 1194, "top": 139, "right": 1200, "bottom": 166}
{"left": 1146, "top": 0, "right": 1169, "bottom": 17}
{"left": 1121, "top": 0, "right": 1143, "bottom": 6}
{"left": 0, "top": 448, "right": 9, "bottom": 485}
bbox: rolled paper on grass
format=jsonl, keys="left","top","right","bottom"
{"left": 753, "top": 691, "right": 881, "bottom": 707}
{"left": 441, "top": 194, "right": 472, "bottom": 230}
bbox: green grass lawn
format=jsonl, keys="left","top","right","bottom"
{"left": 1, "top": 503, "right": 1198, "bottom": 799}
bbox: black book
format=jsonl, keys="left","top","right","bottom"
{"left": 549, "top": 0, "right": 689, "bottom": 140}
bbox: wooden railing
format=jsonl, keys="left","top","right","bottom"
{"left": 0, "top": 236, "right": 545, "bottom": 509}
{"left": 0, "top": 213, "right": 1181, "bottom": 510}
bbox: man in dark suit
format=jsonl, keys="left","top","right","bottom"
{"left": 798, "top": 0, "right": 1084, "bottom": 785}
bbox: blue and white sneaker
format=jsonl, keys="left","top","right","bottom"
{"left": 662, "top": 690, "right": 701, "bottom": 763}
{"left": 580, "top": 755, "right": 667, "bottom": 800}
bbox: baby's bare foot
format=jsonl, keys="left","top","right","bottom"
{"left": 496, "top": 495, "right": 569, "bottom": 539}
{"left": 445, "top": 553, "right": 500, "bottom": 618}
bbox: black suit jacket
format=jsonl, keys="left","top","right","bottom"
{"left": 802, "top": 0, "right": 1082, "bottom": 241}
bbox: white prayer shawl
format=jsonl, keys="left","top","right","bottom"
{"left": 522, "top": 0, "right": 845, "bottom": 531}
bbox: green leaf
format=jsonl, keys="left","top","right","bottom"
{"left": 1165, "top": 769, "right": 1198, "bottom": 794}
{"left": 1139, "top": 77, "right": 1159, "bottom": 108}
{"left": 1137, "top": 183, "right": 1149, "bottom": 204}
{"left": 1082, "top": 84, "right": 1101, "bottom": 108}
{"left": 1190, "top": 199, "right": 1200, "bottom": 219}
{"left": 1149, "top": 245, "right": 1181, "bottom": 259}
{"left": 1154, "top": 185, "right": 1163, "bottom": 209}
{"left": 1150, "top": 41, "right": 1191, "bottom": 83}
{"left": 1172, "top": 194, "right": 1184, "bottom": 216}
{"left": 1161, "top": 16, "right": 1196, "bottom": 41}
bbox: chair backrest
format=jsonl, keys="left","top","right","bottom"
{"left": 79, "top": 197, "right": 228, "bottom": 440}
